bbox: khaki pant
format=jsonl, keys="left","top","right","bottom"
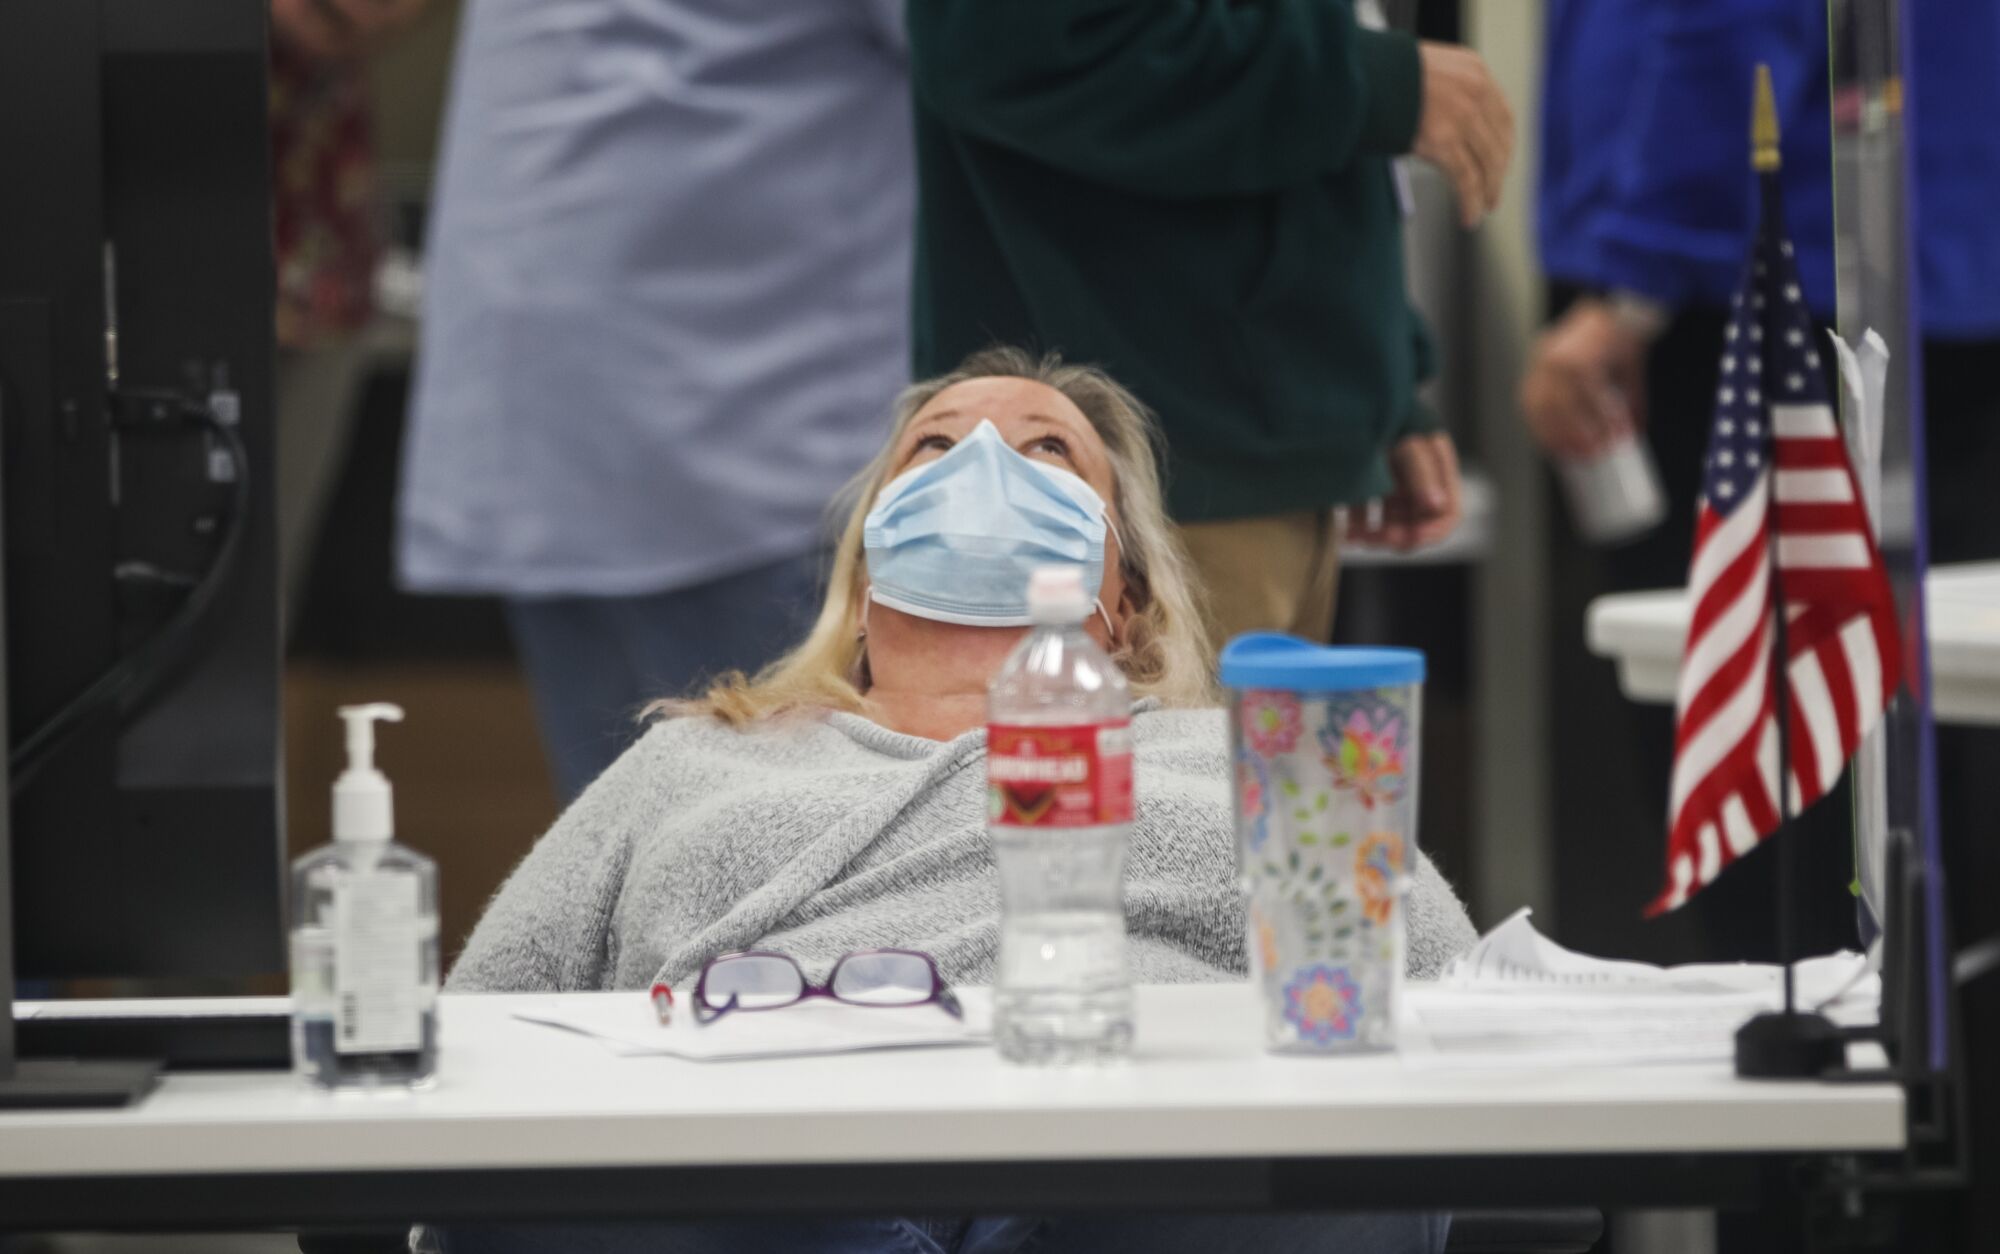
{"left": 1177, "top": 509, "right": 1343, "bottom": 650}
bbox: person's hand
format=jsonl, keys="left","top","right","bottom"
{"left": 1348, "top": 432, "right": 1463, "bottom": 552}
{"left": 272, "top": 0, "right": 428, "bottom": 60}
{"left": 1518, "top": 298, "right": 1650, "bottom": 461}
{"left": 1412, "top": 42, "right": 1514, "bottom": 228}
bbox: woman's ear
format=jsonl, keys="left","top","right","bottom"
{"left": 852, "top": 587, "right": 874, "bottom": 689}
{"left": 1111, "top": 574, "right": 1144, "bottom": 653}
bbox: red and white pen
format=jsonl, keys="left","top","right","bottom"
{"left": 650, "top": 981, "right": 675, "bottom": 1026}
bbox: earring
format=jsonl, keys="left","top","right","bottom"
{"left": 857, "top": 598, "right": 870, "bottom": 642}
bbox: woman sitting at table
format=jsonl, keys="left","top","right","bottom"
{"left": 445, "top": 347, "right": 1477, "bottom": 1254}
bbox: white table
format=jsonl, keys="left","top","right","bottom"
{"left": 1587, "top": 562, "right": 2000, "bottom": 726}
{"left": 0, "top": 987, "right": 1905, "bottom": 1229}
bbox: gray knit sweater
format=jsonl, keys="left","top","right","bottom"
{"left": 449, "top": 706, "right": 1478, "bottom": 993}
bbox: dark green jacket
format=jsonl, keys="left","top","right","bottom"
{"left": 908, "top": 0, "right": 1437, "bottom": 522}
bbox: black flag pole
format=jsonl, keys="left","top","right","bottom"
{"left": 1734, "top": 63, "right": 1848, "bottom": 1079}
{"left": 1755, "top": 64, "right": 1804, "bottom": 1021}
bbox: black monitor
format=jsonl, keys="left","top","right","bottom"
{"left": 0, "top": 0, "right": 282, "bottom": 1005}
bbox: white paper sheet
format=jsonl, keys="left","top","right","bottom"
{"left": 1444, "top": 907, "right": 1872, "bottom": 1001}
{"left": 1405, "top": 910, "right": 1880, "bottom": 1068}
{"left": 1403, "top": 990, "right": 1799, "bottom": 1067}
{"left": 512, "top": 995, "right": 991, "bottom": 1062}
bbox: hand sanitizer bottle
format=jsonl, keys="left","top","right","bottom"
{"left": 290, "top": 704, "right": 440, "bottom": 1089}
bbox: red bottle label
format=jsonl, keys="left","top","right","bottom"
{"left": 988, "top": 721, "right": 1134, "bottom": 828}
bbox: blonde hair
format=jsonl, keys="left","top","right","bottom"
{"left": 674, "top": 347, "right": 1217, "bottom": 726}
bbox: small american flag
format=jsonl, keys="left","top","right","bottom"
{"left": 1651, "top": 197, "right": 1902, "bottom": 916}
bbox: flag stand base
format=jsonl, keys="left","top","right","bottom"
{"left": 1735, "top": 1009, "right": 1845, "bottom": 1078}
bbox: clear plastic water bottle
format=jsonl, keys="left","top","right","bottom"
{"left": 987, "top": 565, "right": 1136, "bottom": 1064}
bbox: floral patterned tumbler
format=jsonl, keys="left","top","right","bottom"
{"left": 1219, "top": 635, "right": 1424, "bottom": 1054}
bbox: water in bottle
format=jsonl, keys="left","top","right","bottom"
{"left": 987, "top": 565, "right": 1135, "bottom": 1064}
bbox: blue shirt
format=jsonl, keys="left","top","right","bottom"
{"left": 1539, "top": 0, "right": 2000, "bottom": 339}
{"left": 399, "top": 0, "right": 912, "bottom": 597}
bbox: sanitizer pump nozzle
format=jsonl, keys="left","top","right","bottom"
{"left": 334, "top": 703, "right": 404, "bottom": 844}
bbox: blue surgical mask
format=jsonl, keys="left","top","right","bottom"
{"left": 863, "top": 420, "right": 1118, "bottom": 628}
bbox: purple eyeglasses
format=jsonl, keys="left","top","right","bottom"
{"left": 691, "top": 948, "right": 964, "bottom": 1025}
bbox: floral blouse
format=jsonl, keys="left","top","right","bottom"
{"left": 270, "top": 40, "right": 379, "bottom": 348}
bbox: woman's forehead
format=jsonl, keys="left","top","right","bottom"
{"left": 914, "top": 377, "right": 1094, "bottom": 439}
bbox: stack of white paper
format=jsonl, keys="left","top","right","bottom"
{"left": 1442, "top": 907, "right": 1873, "bottom": 1001}
{"left": 513, "top": 995, "right": 991, "bottom": 1062}
{"left": 1402, "top": 910, "right": 1878, "bottom": 1068}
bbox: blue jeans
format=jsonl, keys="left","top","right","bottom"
{"left": 506, "top": 551, "right": 824, "bottom": 800}
{"left": 440, "top": 1213, "right": 1450, "bottom": 1254}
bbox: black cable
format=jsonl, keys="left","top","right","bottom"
{"left": 8, "top": 408, "right": 250, "bottom": 796}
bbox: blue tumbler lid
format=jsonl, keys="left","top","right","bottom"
{"left": 1218, "top": 633, "right": 1425, "bottom": 692}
